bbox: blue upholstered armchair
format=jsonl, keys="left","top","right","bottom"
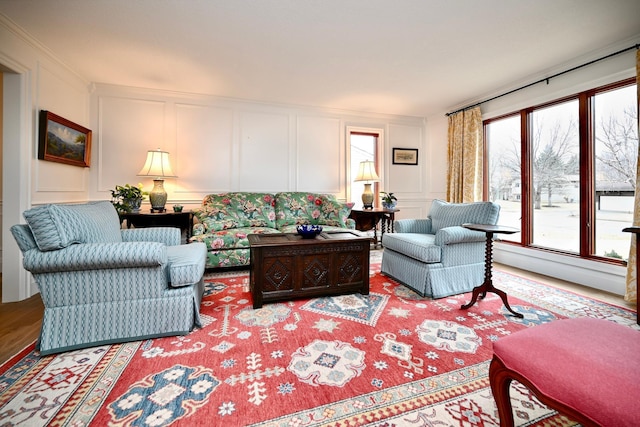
{"left": 10, "top": 201, "right": 207, "bottom": 355}
{"left": 381, "top": 199, "right": 500, "bottom": 298}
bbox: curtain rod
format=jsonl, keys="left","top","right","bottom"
{"left": 445, "top": 43, "right": 640, "bottom": 117}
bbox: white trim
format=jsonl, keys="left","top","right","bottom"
{"left": 2, "top": 70, "right": 34, "bottom": 302}
{"left": 346, "top": 125, "right": 385, "bottom": 204}
{"left": 494, "top": 242, "right": 627, "bottom": 296}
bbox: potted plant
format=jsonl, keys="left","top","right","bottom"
{"left": 381, "top": 192, "right": 397, "bottom": 209}
{"left": 111, "top": 183, "right": 148, "bottom": 213}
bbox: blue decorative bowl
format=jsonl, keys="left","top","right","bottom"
{"left": 296, "top": 224, "right": 323, "bottom": 238}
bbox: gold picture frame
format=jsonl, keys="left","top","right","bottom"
{"left": 38, "top": 110, "right": 92, "bottom": 167}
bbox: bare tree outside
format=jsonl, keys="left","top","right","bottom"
{"left": 596, "top": 105, "right": 638, "bottom": 190}
{"left": 594, "top": 85, "right": 638, "bottom": 258}
{"left": 531, "top": 101, "right": 580, "bottom": 251}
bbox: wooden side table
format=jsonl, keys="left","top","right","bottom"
{"left": 460, "top": 223, "right": 523, "bottom": 318}
{"left": 119, "top": 211, "right": 194, "bottom": 240}
{"left": 622, "top": 226, "right": 639, "bottom": 325}
{"left": 349, "top": 208, "right": 399, "bottom": 247}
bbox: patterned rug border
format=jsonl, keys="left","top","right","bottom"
{"left": 0, "top": 343, "right": 36, "bottom": 375}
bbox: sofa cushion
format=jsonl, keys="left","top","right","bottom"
{"left": 23, "top": 201, "right": 122, "bottom": 251}
{"left": 194, "top": 193, "right": 276, "bottom": 232}
{"left": 429, "top": 200, "right": 500, "bottom": 233}
{"left": 382, "top": 233, "right": 441, "bottom": 263}
{"left": 318, "top": 195, "right": 353, "bottom": 227}
{"left": 166, "top": 242, "right": 206, "bottom": 288}
{"left": 275, "top": 192, "right": 352, "bottom": 229}
{"left": 190, "top": 226, "right": 281, "bottom": 250}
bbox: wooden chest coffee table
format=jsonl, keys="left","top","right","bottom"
{"left": 248, "top": 230, "right": 370, "bottom": 308}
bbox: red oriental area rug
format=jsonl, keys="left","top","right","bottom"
{"left": 1, "top": 263, "right": 637, "bottom": 426}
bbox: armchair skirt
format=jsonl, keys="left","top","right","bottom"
{"left": 381, "top": 238, "right": 486, "bottom": 298}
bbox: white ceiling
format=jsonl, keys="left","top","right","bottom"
{"left": 1, "top": 0, "right": 639, "bottom": 117}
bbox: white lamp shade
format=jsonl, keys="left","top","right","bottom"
{"left": 354, "top": 160, "right": 380, "bottom": 182}
{"left": 137, "top": 149, "right": 177, "bottom": 178}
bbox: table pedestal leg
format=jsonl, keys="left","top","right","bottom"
{"left": 461, "top": 231, "right": 524, "bottom": 318}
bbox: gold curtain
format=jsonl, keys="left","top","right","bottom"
{"left": 625, "top": 49, "right": 640, "bottom": 303}
{"left": 446, "top": 106, "right": 483, "bottom": 203}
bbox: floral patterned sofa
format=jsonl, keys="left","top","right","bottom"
{"left": 190, "top": 192, "right": 356, "bottom": 268}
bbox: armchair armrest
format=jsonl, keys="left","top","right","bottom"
{"left": 121, "top": 227, "right": 181, "bottom": 246}
{"left": 394, "top": 218, "right": 433, "bottom": 234}
{"left": 434, "top": 226, "right": 486, "bottom": 246}
{"left": 22, "top": 241, "right": 167, "bottom": 273}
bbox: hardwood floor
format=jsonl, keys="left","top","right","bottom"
{"left": 0, "top": 265, "right": 635, "bottom": 366}
{"left": 0, "top": 276, "right": 44, "bottom": 365}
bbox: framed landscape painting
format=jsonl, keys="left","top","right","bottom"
{"left": 38, "top": 110, "right": 92, "bottom": 167}
{"left": 392, "top": 148, "right": 418, "bottom": 165}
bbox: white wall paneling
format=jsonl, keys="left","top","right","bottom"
{"left": 175, "top": 103, "right": 234, "bottom": 195}
{"left": 91, "top": 84, "right": 428, "bottom": 206}
{"left": 387, "top": 123, "right": 424, "bottom": 197}
{"left": 296, "top": 116, "right": 342, "bottom": 195}
{"left": 424, "top": 114, "right": 448, "bottom": 200}
{"left": 33, "top": 63, "right": 90, "bottom": 202}
{"left": 96, "top": 96, "right": 166, "bottom": 197}
{"left": 238, "top": 110, "right": 290, "bottom": 191}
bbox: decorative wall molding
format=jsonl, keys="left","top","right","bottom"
{"left": 90, "top": 84, "right": 429, "bottom": 208}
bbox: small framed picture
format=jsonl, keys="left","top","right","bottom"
{"left": 38, "top": 110, "right": 92, "bottom": 167}
{"left": 392, "top": 148, "right": 418, "bottom": 165}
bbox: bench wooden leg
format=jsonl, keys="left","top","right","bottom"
{"left": 489, "top": 353, "right": 601, "bottom": 427}
{"left": 489, "top": 355, "right": 516, "bottom": 427}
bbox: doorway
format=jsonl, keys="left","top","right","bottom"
{"left": 2, "top": 66, "right": 31, "bottom": 302}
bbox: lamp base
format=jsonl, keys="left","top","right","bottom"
{"left": 149, "top": 179, "right": 168, "bottom": 213}
{"left": 361, "top": 183, "right": 374, "bottom": 209}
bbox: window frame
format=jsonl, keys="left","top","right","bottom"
{"left": 348, "top": 129, "right": 382, "bottom": 208}
{"left": 483, "top": 77, "right": 637, "bottom": 266}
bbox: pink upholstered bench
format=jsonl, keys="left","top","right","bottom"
{"left": 489, "top": 317, "right": 640, "bottom": 427}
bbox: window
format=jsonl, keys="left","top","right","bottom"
{"left": 349, "top": 132, "right": 380, "bottom": 207}
{"left": 531, "top": 99, "right": 580, "bottom": 252}
{"left": 593, "top": 84, "right": 637, "bottom": 259}
{"left": 485, "top": 78, "right": 637, "bottom": 262}
{"left": 486, "top": 115, "right": 521, "bottom": 243}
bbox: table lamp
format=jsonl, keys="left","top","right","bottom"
{"left": 137, "top": 149, "right": 177, "bottom": 212}
{"left": 354, "top": 160, "right": 380, "bottom": 209}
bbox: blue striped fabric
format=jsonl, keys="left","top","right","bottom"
{"left": 167, "top": 243, "right": 207, "bottom": 287}
{"left": 429, "top": 200, "right": 499, "bottom": 232}
{"left": 122, "top": 227, "right": 181, "bottom": 246}
{"left": 11, "top": 201, "right": 207, "bottom": 355}
{"left": 381, "top": 233, "right": 440, "bottom": 263}
{"left": 381, "top": 248, "right": 485, "bottom": 298}
{"left": 381, "top": 200, "right": 499, "bottom": 298}
{"left": 23, "top": 201, "right": 122, "bottom": 251}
